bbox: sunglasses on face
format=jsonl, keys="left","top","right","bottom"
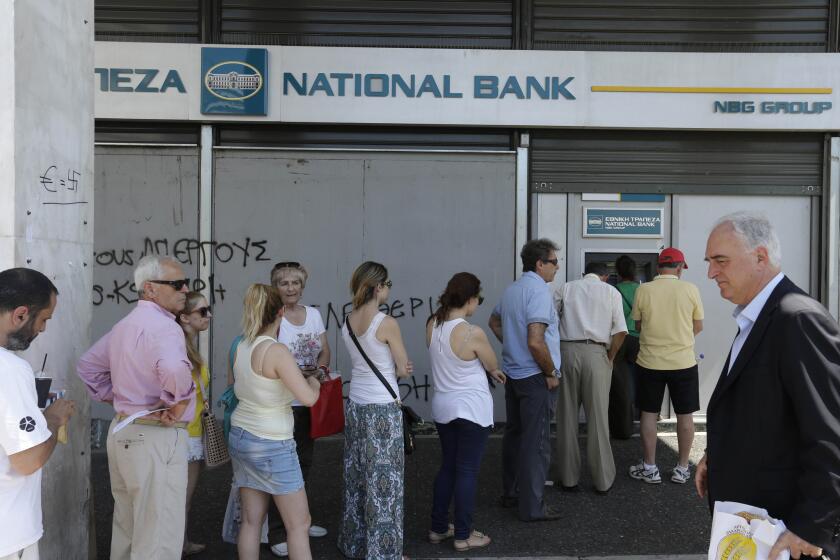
{"left": 542, "top": 258, "right": 559, "bottom": 266}
{"left": 478, "top": 294, "right": 485, "bottom": 305}
{"left": 191, "top": 306, "right": 212, "bottom": 318}
{"left": 150, "top": 279, "right": 190, "bottom": 291}
{"left": 382, "top": 279, "right": 393, "bottom": 289}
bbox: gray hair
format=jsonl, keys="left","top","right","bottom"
{"left": 714, "top": 211, "right": 781, "bottom": 267}
{"left": 134, "top": 255, "right": 180, "bottom": 295}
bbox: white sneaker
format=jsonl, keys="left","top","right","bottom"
{"left": 671, "top": 464, "right": 691, "bottom": 484}
{"left": 629, "top": 461, "right": 662, "bottom": 484}
{"left": 270, "top": 542, "right": 288, "bottom": 557}
{"left": 309, "top": 524, "right": 328, "bottom": 538}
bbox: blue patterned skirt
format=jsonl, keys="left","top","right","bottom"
{"left": 338, "top": 400, "right": 404, "bottom": 560}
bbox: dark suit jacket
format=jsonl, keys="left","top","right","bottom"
{"left": 707, "top": 276, "right": 840, "bottom": 555}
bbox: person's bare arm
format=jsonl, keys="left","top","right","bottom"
{"left": 636, "top": 320, "right": 642, "bottom": 333}
{"left": 527, "top": 323, "right": 559, "bottom": 389}
{"left": 468, "top": 326, "right": 506, "bottom": 384}
{"left": 608, "top": 332, "right": 626, "bottom": 362}
{"left": 317, "top": 333, "right": 331, "bottom": 369}
{"left": 488, "top": 313, "right": 503, "bottom": 343}
{"left": 264, "top": 343, "right": 320, "bottom": 406}
{"left": 9, "top": 400, "right": 75, "bottom": 476}
{"left": 693, "top": 320, "right": 703, "bottom": 335}
{"left": 379, "top": 316, "right": 413, "bottom": 378}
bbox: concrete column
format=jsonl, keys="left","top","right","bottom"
{"left": 0, "top": 1, "right": 94, "bottom": 558}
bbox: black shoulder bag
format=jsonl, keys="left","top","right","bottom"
{"left": 346, "top": 319, "right": 422, "bottom": 455}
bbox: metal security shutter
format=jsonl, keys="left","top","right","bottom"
{"left": 95, "top": 0, "right": 203, "bottom": 42}
{"left": 218, "top": 0, "right": 514, "bottom": 48}
{"left": 95, "top": 122, "right": 201, "bottom": 145}
{"left": 217, "top": 124, "right": 514, "bottom": 151}
{"left": 530, "top": 131, "right": 824, "bottom": 195}
{"left": 530, "top": 0, "right": 831, "bottom": 52}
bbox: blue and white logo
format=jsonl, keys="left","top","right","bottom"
{"left": 201, "top": 48, "right": 268, "bottom": 115}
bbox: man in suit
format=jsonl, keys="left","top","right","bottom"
{"left": 697, "top": 211, "right": 840, "bottom": 559}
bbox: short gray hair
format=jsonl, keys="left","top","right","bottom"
{"left": 714, "top": 211, "right": 781, "bottom": 267}
{"left": 134, "top": 255, "right": 180, "bottom": 295}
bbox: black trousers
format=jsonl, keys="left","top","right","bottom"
{"left": 502, "top": 374, "right": 556, "bottom": 521}
{"left": 608, "top": 335, "right": 639, "bottom": 440}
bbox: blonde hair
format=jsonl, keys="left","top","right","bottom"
{"left": 350, "top": 261, "right": 388, "bottom": 309}
{"left": 271, "top": 264, "right": 308, "bottom": 289}
{"left": 241, "top": 284, "right": 283, "bottom": 343}
{"left": 178, "top": 291, "right": 206, "bottom": 370}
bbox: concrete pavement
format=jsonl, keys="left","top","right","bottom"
{"left": 92, "top": 430, "right": 712, "bottom": 559}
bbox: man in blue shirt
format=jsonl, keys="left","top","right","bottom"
{"left": 489, "top": 238, "right": 562, "bottom": 521}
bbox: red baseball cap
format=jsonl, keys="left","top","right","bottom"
{"left": 659, "top": 247, "right": 687, "bottom": 268}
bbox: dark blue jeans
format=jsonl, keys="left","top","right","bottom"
{"left": 431, "top": 418, "right": 491, "bottom": 540}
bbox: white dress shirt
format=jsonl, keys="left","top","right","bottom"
{"left": 555, "top": 274, "right": 628, "bottom": 344}
{"left": 727, "top": 272, "right": 785, "bottom": 374}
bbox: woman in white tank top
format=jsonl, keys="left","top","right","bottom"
{"left": 338, "top": 262, "right": 413, "bottom": 560}
{"left": 425, "top": 273, "right": 506, "bottom": 553}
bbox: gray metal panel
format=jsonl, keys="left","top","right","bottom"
{"left": 530, "top": 131, "right": 824, "bottom": 195}
{"left": 532, "top": 0, "right": 831, "bottom": 52}
{"left": 216, "top": 124, "right": 514, "bottom": 151}
{"left": 95, "top": 121, "right": 201, "bottom": 145}
{"left": 92, "top": 145, "right": 200, "bottom": 418}
{"left": 95, "top": 0, "right": 202, "bottom": 42}
{"left": 211, "top": 149, "right": 515, "bottom": 421}
{"left": 219, "top": 0, "right": 514, "bottom": 48}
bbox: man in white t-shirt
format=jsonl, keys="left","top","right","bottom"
{"left": 0, "top": 268, "right": 75, "bottom": 560}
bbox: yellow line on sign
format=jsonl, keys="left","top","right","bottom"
{"left": 591, "top": 86, "right": 833, "bottom": 94}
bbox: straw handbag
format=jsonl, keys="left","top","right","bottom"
{"left": 198, "top": 377, "right": 230, "bottom": 468}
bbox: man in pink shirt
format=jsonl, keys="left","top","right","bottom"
{"left": 78, "top": 255, "right": 195, "bottom": 559}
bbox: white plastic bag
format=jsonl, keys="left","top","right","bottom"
{"left": 708, "top": 501, "right": 789, "bottom": 560}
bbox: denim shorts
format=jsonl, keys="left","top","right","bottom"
{"left": 228, "top": 426, "right": 304, "bottom": 495}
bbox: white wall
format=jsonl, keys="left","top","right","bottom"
{"left": 0, "top": 1, "right": 94, "bottom": 558}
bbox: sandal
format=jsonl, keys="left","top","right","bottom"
{"left": 453, "top": 530, "right": 491, "bottom": 552}
{"left": 428, "top": 523, "right": 454, "bottom": 544}
{"left": 182, "top": 542, "right": 206, "bottom": 557}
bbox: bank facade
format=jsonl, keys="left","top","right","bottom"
{"left": 91, "top": 1, "right": 840, "bottom": 423}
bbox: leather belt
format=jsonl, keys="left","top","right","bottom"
{"left": 115, "top": 414, "right": 188, "bottom": 429}
{"left": 564, "top": 339, "right": 607, "bottom": 347}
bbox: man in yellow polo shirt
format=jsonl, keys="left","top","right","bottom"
{"left": 628, "top": 248, "right": 703, "bottom": 485}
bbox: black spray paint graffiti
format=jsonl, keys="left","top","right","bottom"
{"left": 339, "top": 374, "right": 432, "bottom": 402}
{"left": 92, "top": 276, "right": 228, "bottom": 306}
{"left": 314, "top": 297, "right": 436, "bottom": 331}
{"left": 94, "top": 237, "right": 270, "bottom": 268}
{"left": 38, "top": 165, "right": 88, "bottom": 206}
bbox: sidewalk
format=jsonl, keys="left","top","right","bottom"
{"left": 92, "top": 430, "right": 711, "bottom": 559}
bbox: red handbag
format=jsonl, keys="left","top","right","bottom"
{"left": 309, "top": 375, "right": 345, "bottom": 439}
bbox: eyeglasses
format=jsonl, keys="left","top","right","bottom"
{"left": 382, "top": 279, "right": 393, "bottom": 288}
{"left": 542, "top": 258, "right": 559, "bottom": 266}
{"left": 191, "top": 306, "right": 212, "bottom": 318}
{"left": 272, "top": 261, "right": 301, "bottom": 271}
{"left": 149, "top": 279, "right": 190, "bottom": 291}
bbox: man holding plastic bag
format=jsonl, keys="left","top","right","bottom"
{"left": 698, "top": 212, "right": 840, "bottom": 559}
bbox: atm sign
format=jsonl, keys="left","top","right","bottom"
{"left": 584, "top": 207, "right": 663, "bottom": 238}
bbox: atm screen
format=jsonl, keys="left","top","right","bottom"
{"left": 583, "top": 252, "right": 660, "bottom": 285}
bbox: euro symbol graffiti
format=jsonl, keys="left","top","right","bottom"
{"left": 39, "top": 166, "right": 57, "bottom": 193}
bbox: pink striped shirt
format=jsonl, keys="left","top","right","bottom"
{"left": 77, "top": 300, "right": 195, "bottom": 421}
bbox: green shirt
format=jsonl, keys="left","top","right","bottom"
{"left": 616, "top": 281, "right": 640, "bottom": 337}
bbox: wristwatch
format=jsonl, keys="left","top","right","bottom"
{"left": 545, "top": 368, "right": 560, "bottom": 379}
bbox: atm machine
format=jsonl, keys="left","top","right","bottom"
{"left": 583, "top": 251, "right": 659, "bottom": 286}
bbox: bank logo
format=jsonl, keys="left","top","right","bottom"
{"left": 587, "top": 215, "right": 604, "bottom": 230}
{"left": 201, "top": 48, "right": 268, "bottom": 115}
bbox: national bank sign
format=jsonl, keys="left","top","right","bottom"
{"left": 93, "top": 43, "right": 840, "bottom": 130}
{"left": 201, "top": 47, "right": 268, "bottom": 115}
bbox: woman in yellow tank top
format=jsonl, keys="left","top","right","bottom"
{"left": 177, "top": 291, "right": 213, "bottom": 556}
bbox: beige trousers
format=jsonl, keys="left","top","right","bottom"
{"left": 0, "top": 542, "right": 38, "bottom": 560}
{"left": 106, "top": 419, "right": 188, "bottom": 560}
{"left": 556, "top": 341, "right": 616, "bottom": 491}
